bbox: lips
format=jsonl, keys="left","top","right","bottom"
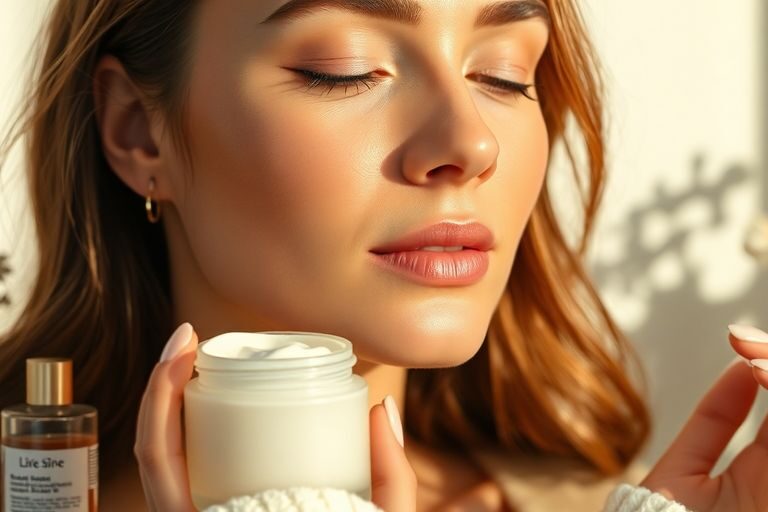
{"left": 370, "top": 222, "right": 494, "bottom": 254}
{"left": 369, "top": 222, "right": 494, "bottom": 286}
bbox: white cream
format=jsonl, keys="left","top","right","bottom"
{"left": 241, "top": 343, "right": 333, "bottom": 360}
{"left": 201, "top": 333, "right": 334, "bottom": 360}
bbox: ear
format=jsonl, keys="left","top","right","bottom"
{"left": 92, "top": 54, "right": 171, "bottom": 201}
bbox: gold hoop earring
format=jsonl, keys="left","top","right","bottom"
{"left": 145, "top": 178, "right": 161, "bottom": 223}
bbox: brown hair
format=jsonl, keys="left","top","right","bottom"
{"left": 0, "top": 0, "right": 649, "bottom": 479}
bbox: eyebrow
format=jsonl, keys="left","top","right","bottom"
{"left": 260, "top": 0, "right": 551, "bottom": 29}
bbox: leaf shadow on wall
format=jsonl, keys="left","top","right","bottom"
{"left": 590, "top": 154, "right": 768, "bottom": 468}
{"left": 0, "top": 253, "right": 10, "bottom": 307}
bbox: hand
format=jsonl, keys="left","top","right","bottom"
{"left": 641, "top": 326, "right": 768, "bottom": 511}
{"left": 134, "top": 323, "right": 198, "bottom": 511}
{"left": 133, "top": 323, "right": 417, "bottom": 512}
{"left": 370, "top": 396, "right": 418, "bottom": 512}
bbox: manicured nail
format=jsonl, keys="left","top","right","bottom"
{"left": 751, "top": 359, "right": 768, "bottom": 372}
{"left": 160, "top": 323, "right": 194, "bottom": 362}
{"left": 728, "top": 324, "right": 768, "bottom": 344}
{"left": 383, "top": 395, "right": 405, "bottom": 448}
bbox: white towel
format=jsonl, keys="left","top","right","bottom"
{"left": 203, "top": 487, "right": 383, "bottom": 512}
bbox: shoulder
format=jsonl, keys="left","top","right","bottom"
{"left": 469, "top": 449, "right": 647, "bottom": 512}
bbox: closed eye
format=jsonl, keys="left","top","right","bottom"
{"left": 291, "top": 69, "right": 536, "bottom": 101}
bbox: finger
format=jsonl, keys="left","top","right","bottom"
{"left": 370, "top": 396, "right": 417, "bottom": 512}
{"left": 755, "top": 396, "right": 768, "bottom": 450}
{"left": 652, "top": 359, "right": 758, "bottom": 476}
{"left": 750, "top": 363, "right": 768, "bottom": 448}
{"left": 135, "top": 386, "right": 158, "bottom": 508}
{"left": 137, "top": 466, "right": 158, "bottom": 511}
{"left": 134, "top": 323, "right": 198, "bottom": 511}
{"left": 136, "top": 324, "right": 197, "bottom": 511}
{"left": 728, "top": 324, "right": 768, "bottom": 364}
{"left": 751, "top": 361, "right": 768, "bottom": 392}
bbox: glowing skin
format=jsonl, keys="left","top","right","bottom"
{"left": 158, "top": 0, "right": 550, "bottom": 369}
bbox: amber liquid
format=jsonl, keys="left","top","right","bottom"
{"left": 3, "top": 433, "right": 96, "bottom": 449}
{"left": 3, "top": 433, "right": 97, "bottom": 512}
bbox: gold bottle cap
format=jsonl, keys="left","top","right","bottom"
{"left": 26, "top": 358, "right": 73, "bottom": 406}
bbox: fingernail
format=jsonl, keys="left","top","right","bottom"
{"left": 741, "top": 356, "right": 754, "bottom": 368}
{"left": 383, "top": 395, "right": 404, "bottom": 448}
{"left": 728, "top": 324, "right": 768, "bottom": 343}
{"left": 751, "top": 359, "right": 768, "bottom": 372}
{"left": 160, "top": 323, "right": 194, "bottom": 362}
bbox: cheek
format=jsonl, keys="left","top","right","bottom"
{"left": 172, "top": 78, "right": 385, "bottom": 322}
{"left": 186, "top": 95, "right": 348, "bottom": 218}
{"left": 489, "top": 110, "right": 549, "bottom": 260}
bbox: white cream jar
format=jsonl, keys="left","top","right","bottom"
{"left": 184, "top": 332, "right": 370, "bottom": 510}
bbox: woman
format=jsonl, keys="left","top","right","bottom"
{"left": 1, "top": 0, "right": 766, "bottom": 510}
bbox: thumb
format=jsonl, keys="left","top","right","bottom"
{"left": 135, "top": 322, "right": 198, "bottom": 511}
{"left": 370, "top": 396, "right": 417, "bottom": 512}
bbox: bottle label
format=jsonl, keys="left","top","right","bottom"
{"left": 2, "top": 444, "right": 98, "bottom": 512}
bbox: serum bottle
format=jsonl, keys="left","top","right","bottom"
{"left": 2, "top": 358, "right": 98, "bottom": 512}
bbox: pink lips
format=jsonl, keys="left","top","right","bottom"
{"left": 369, "top": 222, "right": 494, "bottom": 286}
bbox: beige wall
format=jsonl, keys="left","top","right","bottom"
{"left": 577, "top": 0, "right": 768, "bottom": 468}
{"left": 0, "top": 1, "right": 51, "bottom": 332}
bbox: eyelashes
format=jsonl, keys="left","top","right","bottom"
{"left": 293, "top": 69, "right": 536, "bottom": 101}
{"left": 466, "top": 72, "right": 536, "bottom": 101}
{"left": 298, "top": 70, "right": 382, "bottom": 96}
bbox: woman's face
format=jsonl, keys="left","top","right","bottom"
{"left": 162, "top": 0, "right": 550, "bottom": 367}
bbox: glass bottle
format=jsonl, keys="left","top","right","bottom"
{"left": 2, "top": 358, "right": 98, "bottom": 512}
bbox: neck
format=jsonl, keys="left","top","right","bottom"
{"left": 354, "top": 360, "right": 408, "bottom": 417}
{"left": 164, "top": 205, "right": 285, "bottom": 340}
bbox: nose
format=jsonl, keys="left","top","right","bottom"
{"left": 399, "top": 78, "right": 500, "bottom": 187}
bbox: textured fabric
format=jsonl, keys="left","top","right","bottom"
{"left": 202, "top": 458, "right": 688, "bottom": 511}
{"left": 602, "top": 484, "right": 690, "bottom": 512}
{"left": 203, "top": 488, "right": 382, "bottom": 512}
{"left": 203, "top": 483, "right": 690, "bottom": 512}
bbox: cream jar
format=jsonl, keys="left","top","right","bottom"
{"left": 184, "top": 332, "right": 370, "bottom": 510}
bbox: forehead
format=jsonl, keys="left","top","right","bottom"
{"left": 187, "top": 0, "right": 551, "bottom": 87}
{"left": 197, "top": 0, "right": 550, "bottom": 32}
{"left": 259, "top": 0, "right": 550, "bottom": 29}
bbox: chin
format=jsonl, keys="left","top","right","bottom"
{"left": 329, "top": 297, "right": 496, "bottom": 368}
{"left": 348, "top": 323, "right": 489, "bottom": 369}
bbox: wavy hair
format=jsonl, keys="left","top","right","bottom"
{"left": 0, "top": 0, "right": 649, "bottom": 478}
